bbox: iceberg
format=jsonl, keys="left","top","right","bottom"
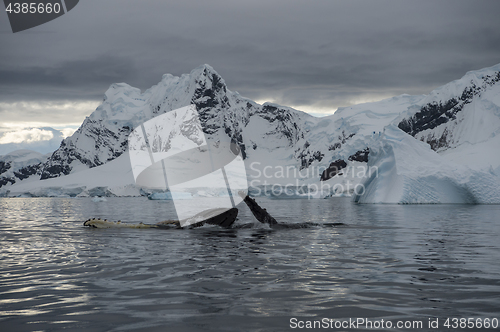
{"left": 147, "top": 192, "right": 192, "bottom": 200}
{"left": 354, "top": 125, "right": 500, "bottom": 204}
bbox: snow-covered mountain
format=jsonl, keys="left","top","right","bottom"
{"left": 2, "top": 63, "right": 500, "bottom": 203}
{"left": 3, "top": 64, "right": 388, "bottom": 192}
{"left": 37, "top": 65, "right": 311, "bottom": 180}
{"left": 0, "top": 150, "right": 49, "bottom": 194}
{"left": 355, "top": 64, "right": 500, "bottom": 203}
{"left": 397, "top": 66, "right": 500, "bottom": 155}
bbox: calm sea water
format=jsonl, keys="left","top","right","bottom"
{"left": 1, "top": 197, "right": 499, "bottom": 332}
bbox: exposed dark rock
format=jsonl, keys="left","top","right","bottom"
{"left": 1, "top": 160, "right": 45, "bottom": 188}
{"left": 329, "top": 142, "right": 341, "bottom": 151}
{"left": 398, "top": 71, "right": 500, "bottom": 150}
{"left": 0, "top": 177, "right": 15, "bottom": 187}
{"left": 320, "top": 159, "right": 347, "bottom": 181}
{"left": 297, "top": 144, "right": 324, "bottom": 169}
{"left": 14, "top": 163, "right": 42, "bottom": 180}
{"left": 223, "top": 126, "right": 247, "bottom": 159}
{"left": 193, "top": 72, "right": 228, "bottom": 110}
{"left": 425, "top": 128, "right": 452, "bottom": 151}
{"left": 41, "top": 164, "right": 72, "bottom": 180}
{"left": 326, "top": 131, "right": 354, "bottom": 152}
{"left": 40, "top": 124, "right": 132, "bottom": 179}
{"left": 0, "top": 161, "right": 11, "bottom": 175}
{"left": 339, "top": 131, "right": 355, "bottom": 144}
{"left": 348, "top": 148, "right": 370, "bottom": 162}
{"left": 257, "top": 105, "right": 303, "bottom": 145}
{"left": 398, "top": 98, "right": 461, "bottom": 136}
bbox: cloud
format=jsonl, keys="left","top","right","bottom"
{"left": 0, "top": 100, "right": 99, "bottom": 127}
{"left": 1, "top": 0, "right": 500, "bottom": 119}
{"left": 0, "top": 127, "right": 73, "bottom": 155}
{"left": 60, "top": 127, "right": 77, "bottom": 138}
{"left": 0, "top": 55, "right": 138, "bottom": 102}
{"left": 0, "top": 128, "right": 54, "bottom": 144}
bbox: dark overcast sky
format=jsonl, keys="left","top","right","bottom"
{"left": 1, "top": 0, "right": 500, "bottom": 126}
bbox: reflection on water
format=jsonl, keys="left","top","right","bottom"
{"left": 1, "top": 197, "right": 500, "bottom": 331}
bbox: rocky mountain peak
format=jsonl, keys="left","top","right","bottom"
{"left": 3, "top": 63, "right": 500, "bottom": 195}
{"left": 33, "top": 64, "right": 303, "bottom": 181}
{"left": 397, "top": 65, "right": 500, "bottom": 151}
{"left": 190, "top": 65, "right": 229, "bottom": 112}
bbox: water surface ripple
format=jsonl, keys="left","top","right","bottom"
{"left": 1, "top": 197, "right": 499, "bottom": 331}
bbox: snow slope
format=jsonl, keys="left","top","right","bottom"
{"left": 5, "top": 152, "right": 137, "bottom": 197}
{"left": 3, "top": 64, "right": 414, "bottom": 196}
{"left": 3, "top": 63, "right": 500, "bottom": 203}
{"left": 397, "top": 64, "right": 500, "bottom": 164}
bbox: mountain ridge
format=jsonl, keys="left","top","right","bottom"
{"left": 2, "top": 63, "right": 500, "bottom": 201}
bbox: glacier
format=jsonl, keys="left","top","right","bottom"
{"left": 2, "top": 63, "right": 500, "bottom": 204}
{"left": 354, "top": 125, "right": 500, "bottom": 204}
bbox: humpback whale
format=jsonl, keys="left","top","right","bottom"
{"left": 83, "top": 194, "right": 278, "bottom": 229}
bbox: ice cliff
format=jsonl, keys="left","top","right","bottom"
{"left": 354, "top": 125, "right": 500, "bottom": 204}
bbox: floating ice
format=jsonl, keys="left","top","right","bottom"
{"left": 354, "top": 125, "right": 500, "bottom": 204}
